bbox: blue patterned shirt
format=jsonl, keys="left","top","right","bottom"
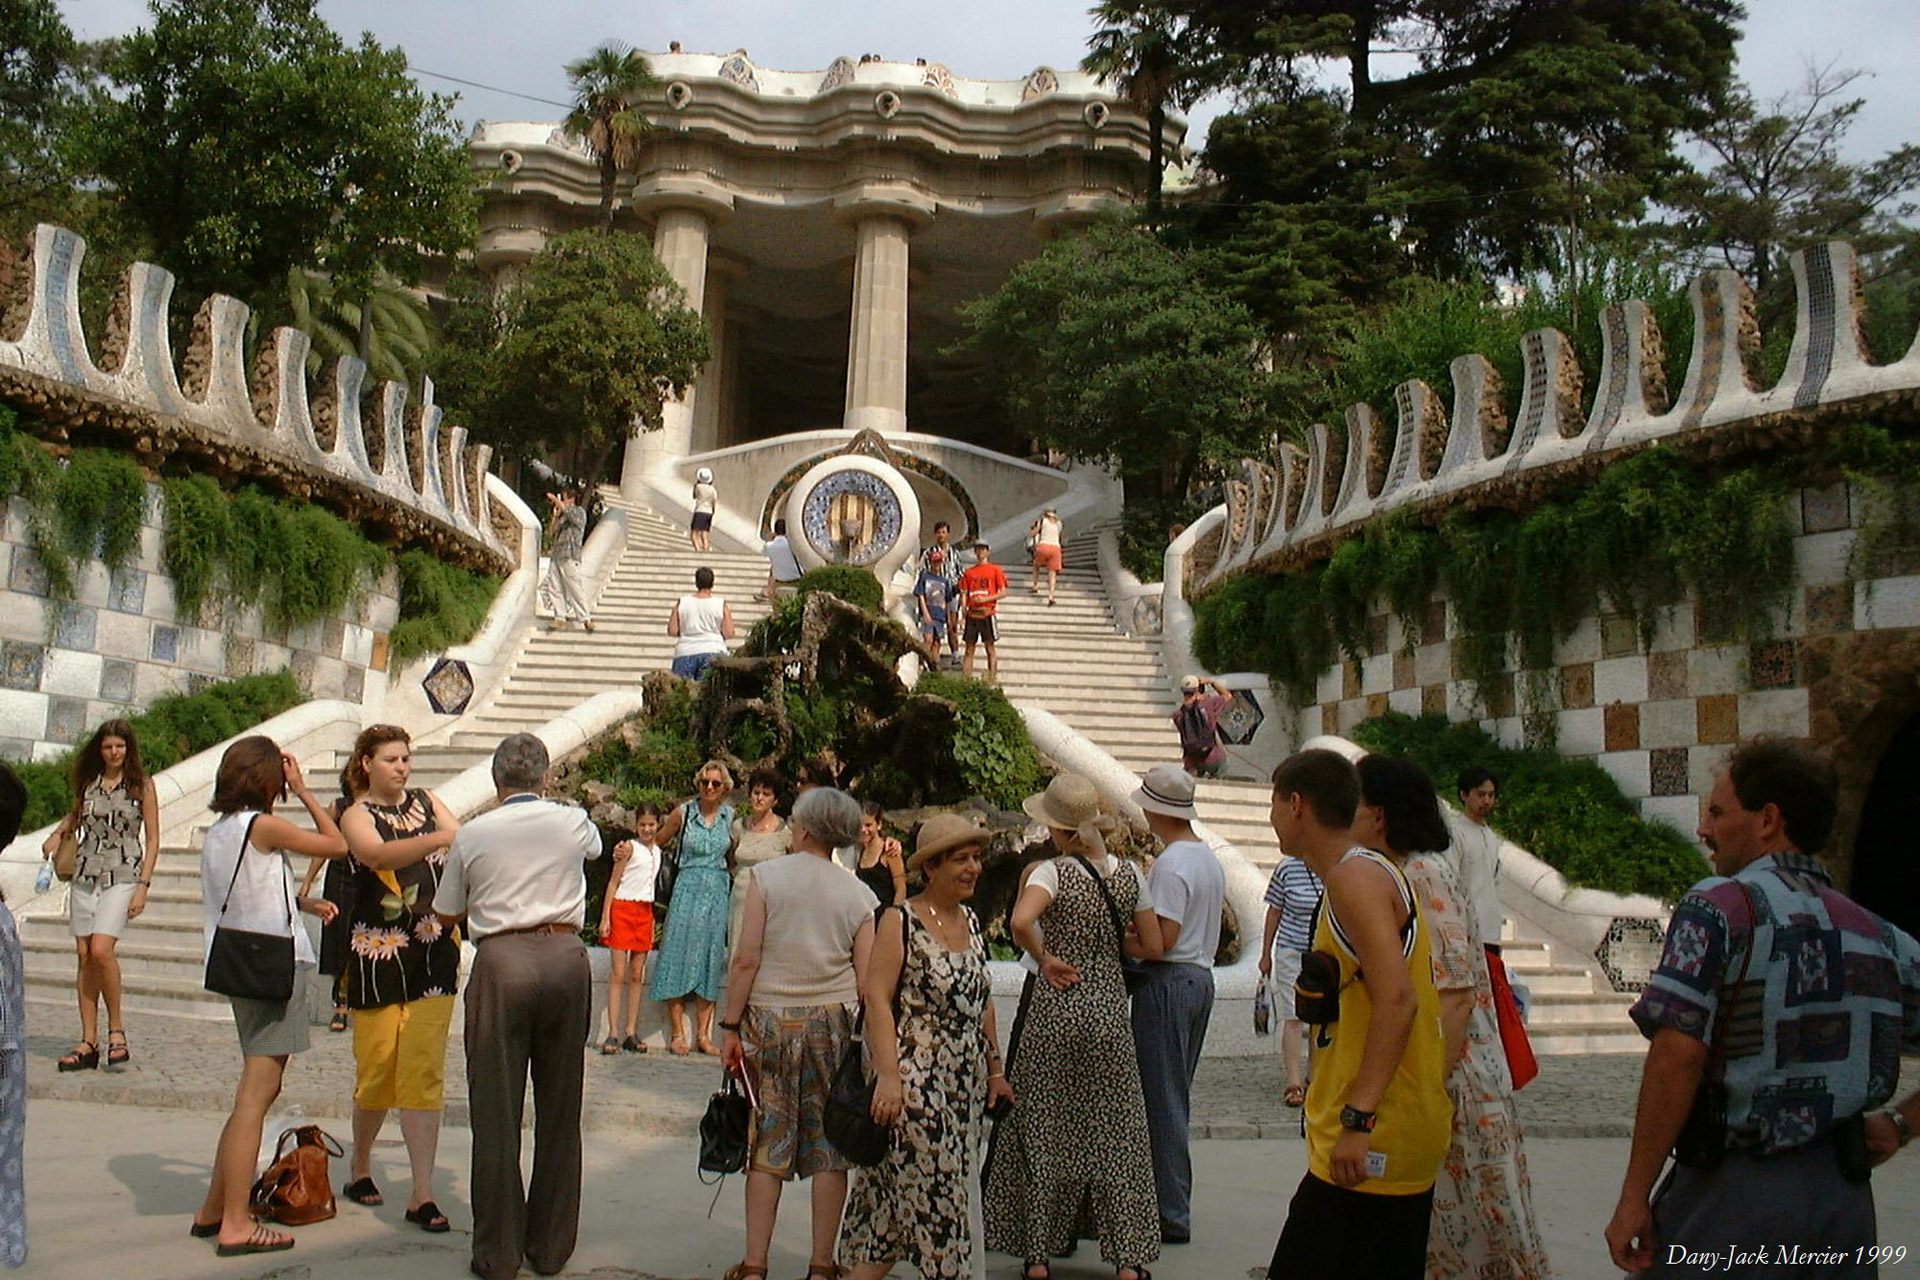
{"left": 1263, "top": 856, "right": 1325, "bottom": 952}
{"left": 1630, "top": 852, "right": 1920, "bottom": 1155}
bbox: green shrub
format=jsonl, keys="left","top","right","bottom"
{"left": 1352, "top": 711, "right": 1706, "bottom": 902}
{"left": 794, "top": 565, "right": 884, "bottom": 613}
{"left": 15, "top": 670, "right": 305, "bottom": 831}
{"left": 388, "top": 550, "right": 501, "bottom": 666}
{"left": 0, "top": 409, "right": 148, "bottom": 606}
{"left": 914, "top": 672, "right": 1047, "bottom": 809}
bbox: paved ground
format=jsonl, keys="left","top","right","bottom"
{"left": 23, "top": 1013, "right": 1690, "bottom": 1139}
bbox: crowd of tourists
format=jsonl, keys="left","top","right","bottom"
{"left": 2, "top": 703, "right": 1916, "bottom": 1278}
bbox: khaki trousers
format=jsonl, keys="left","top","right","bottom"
{"left": 541, "top": 554, "right": 592, "bottom": 623}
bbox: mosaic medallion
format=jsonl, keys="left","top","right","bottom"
{"left": 1596, "top": 916, "right": 1667, "bottom": 993}
{"left": 423, "top": 657, "right": 476, "bottom": 716}
{"left": 800, "top": 469, "right": 904, "bottom": 567}
{"left": 1215, "top": 689, "right": 1265, "bottom": 745}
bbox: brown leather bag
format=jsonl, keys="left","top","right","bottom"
{"left": 250, "top": 1125, "right": 343, "bottom": 1226}
{"left": 51, "top": 829, "right": 78, "bottom": 882}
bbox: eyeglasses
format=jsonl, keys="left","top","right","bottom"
{"left": 697, "top": 778, "right": 728, "bottom": 789}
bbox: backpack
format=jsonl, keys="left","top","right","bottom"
{"left": 1175, "top": 700, "right": 1218, "bottom": 757}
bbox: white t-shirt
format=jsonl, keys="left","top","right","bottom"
{"left": 673, "top": 594, "right": 729, "bottom": 657}
{"left": 1036, "top": 514, "right": 1063, "bottom": 547}
{"left": 613, "top": 841, "right": 660, "bottom": 903}
{"left": 1148, "top": 838, "right": 1225, "bottom": 967}
{"left": 692, "top": 482, "right": 717, "bottom": 514}
{"left": 201, "top": 810, "right": 314, "bottom": 966}
{"left": 433, "top": 796, "right": 602, "bottom": 939}
{"left": 763, "top": 535, "right": 803, "bottom": 583}
{"left": 1026, "top": 852, "right": 1147, "bottom": 903}
{"left": 1446, "top": 811, "right": 1503, "bottom": 948}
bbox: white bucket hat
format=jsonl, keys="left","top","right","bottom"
{"left": 1132, "top": 763, "right": 1197, "bottom": 821}
{"left": 695, "top": 467, "right": 714, "bottom": 484}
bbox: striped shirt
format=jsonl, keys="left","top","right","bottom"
{"left": 1263, "top": 856, "right": 1325, "bottom": 952}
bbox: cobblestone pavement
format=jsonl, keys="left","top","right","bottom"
{"left": 26, "top": 1013, "right": 1916, "bottom": 1142}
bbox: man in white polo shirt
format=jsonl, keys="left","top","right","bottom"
{"left": 434, "top": 733, "right": 601, "bottom": 1280}
{"left": 1130, "top": 763, "right": 1226, "bottom": 1245}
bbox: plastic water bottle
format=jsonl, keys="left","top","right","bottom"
{"left": 259, "top": 1103, "right": 306, "bottom": 1170}
{"left": 34, "top": 861, "right": 53, "bottom": 894}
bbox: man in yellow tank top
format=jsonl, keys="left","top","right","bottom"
{"left": 1264, "top": 749, "right": 1453, "bottom": 1280}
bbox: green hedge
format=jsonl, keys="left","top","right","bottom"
{"left": 1352, "top": 711, "right": 1706, "bottom": 902}
{"left": 14, "top": 670, "right": 306, "bottom": 831}
{"left": 794, "top": 564, "right": 885, "bottom": 613}
{"left": 912, "top": 672, "right": 1048, "bottom": 809}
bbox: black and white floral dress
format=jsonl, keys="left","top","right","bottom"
{"left": 346, "top": 790, "right": 458, "bottom": 1008}
{"left": 841, "top": 905, "right": 992, "bottom": 1279}
{"left": 983, "top": 857, "right": 1160, "bottom": 1270}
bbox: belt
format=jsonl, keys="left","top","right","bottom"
{"left": 479, "top": 921, "right": 576, "bottom": 941}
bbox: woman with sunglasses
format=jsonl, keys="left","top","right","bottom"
{"left": 648, "top": 761, "right": 738, "bottom": 1055}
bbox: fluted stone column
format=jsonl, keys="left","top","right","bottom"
{"left": 621, "top": 205, "right": 712, "bottom": 496}
{"left": 844, "top": 214, "right": 913, "bottom": 436}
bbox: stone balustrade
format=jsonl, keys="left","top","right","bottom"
{"left": 1200, "top": 242, "right": 1920, "bottom": 587}
{"left": 0, "top": 223, "right": 514, "bottom": 576}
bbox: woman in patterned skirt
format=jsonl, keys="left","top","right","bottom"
{"left": 984, "top": 774, "right": 1163, "bottom": 1280}
{"left": 650, "top": 760, "right": 738, "bottom": 1055}
{"left": 842, "top": 814, "right": 1016, "bottom": 1280}
{"left": 336, "top": 725, "right": 461, "bottom": 1234}
{"left": 1354, "top": 754, "right": 1552, "bottom": 1280}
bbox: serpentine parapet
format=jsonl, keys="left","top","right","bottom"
{"left": 0, "top": 223, "right": 513, "bottom": 575}
{"left": 1200, "top": 242, "right": 1920, "bottom": 591}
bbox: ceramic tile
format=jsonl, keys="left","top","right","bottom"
{"left": 1421, "top": 601, "right": 1448, "bottom": 645}
{"left": 343, "top": 665, "right": 366, "bottom": 703}
{"left": 1388, "top": 686, "right": 1422, "bottom": 715}
{"left": 1740, "top": 688, "right": 1809, "bottom": 739}
{"left": 1650, "top": 747, "right": 1690, "bottom": 797}
{"left": 1556, "top": 706, "right": 1605, "bottom": 756}
{"left": 1600, "top": 749, "right": 1652, "bottom": 799}
{"left": 7, "top": 547, "right": 48, "bottom": 597}
{"left": 1648, "top": 650, "right": 1689, "bottom": 701}
{"left": 1639, "top": 699, "right": 1697, "bottom": 750}
{"left": 98, "top": 659, "right": 136, "bottom": 703}
{"left": 45, "top": 695, "right": 89, "bottom": 744}
{"left": 1594, "top": 655, "right": 1650, "bottom": 706}
{"left": 53, "top": 605, "right": 95, "bottom": 652}
{"left": 224, "top": 637, "right": 255, "bottom": 678}
{"left": 1604, "top": 702, "right": 1641, "bottom": 752}
{"left": 1321, "top": 703, "right": 1339, "bottom": 736}
{"left": 370, "top": 632, "right": 391, "bottom": 674}
{"left": 1341, "top": 660, "right": 1361, "bottom": 701}
{"left": 1748, "top": 640, "right": 1798, "bottom": 691}
{"left": 0, "top": 641, "right": 43, "bottom": 692}
{"left": 1696, "top": 693, "right": 1740, "bottom": 745}
{"left": 1559, "top": 663, "right": 1595, "bottom": 710}
{"left": 1687, "top": 647, "right": 1744, "bottom": 697}
{"left": 149, "top": 624, "right": 178, "bottom": 663}
{"left": 1803, "top": 584, "right": 1853, "bottom": 633}
{"left": 1392, "top": 651, "right": 1415, "bottom": 691}
{"left": 1365, "top": 692, "right": 1389, "bottom": 720}
{"left": 1365, "top": 614, "right": 1388, "bottom": 658}
{"left": 1801, "top": 482, "right": 1851, "bottom": 535}
{"left": 1600, "top": 613, "right": 1639, "bottom": 658}
{"left": 1415, "top": 642, "right": 1449, "bottom": 687}
{"left": 1421, "top": 684, "right": 1446, "bottom": 715}
{"left": 40, "top": 651, "right": 102, "bottom": 699}
{"left": 0, "top": 690, "right": 48, "bottom": 742}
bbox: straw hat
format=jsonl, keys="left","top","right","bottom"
{"left": 908, "top": 812, "right": 988, "bottom": 871}
{"left": 1021, "top": 774, "right": 1115, "bottom": 853}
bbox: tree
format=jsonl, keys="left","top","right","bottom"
{"left": 1659, "top": 65, "right": 1920, "bottom": 298}
{"left": 564, "top": 42, "right": 656, "bottom": 231}
{"left": 953, "top": 220, "right": 1272, "bottom": 503}
{"left": 433, "top": 232, "right": 710, "bottom": 480}
{"left": 71, "top": 0, "right": 476, "bottom": 310}
{"left": 0, "top": 0, "right": 81, "bottom": 231}
{"left": 285, "top": 267, "right": 435, "bottom": 386}
{"left": 1082, "top": 6, "right": 1210, "bottom": 217}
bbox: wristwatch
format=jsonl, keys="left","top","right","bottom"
{"left": 1339, "top": 1106, "right": 1377, "bottom": 1133}
{"left": 1882, "top": 1107, "right": 1913, "bottom": 1148}
{"left": 718, "top": 1020, "right": 742, "bottom": 1034}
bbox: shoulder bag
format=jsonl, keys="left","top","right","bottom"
{"left": 51, "top": 828, "right": 79, "bottom": 882}
{"left": 654, "top": 802, "right": 689, "bottom": 908}
{"left": 1673, "top": 879, "right": 1759, "bottom": 1170}
{"left": 825, "top": 907, "right": 904, "bottom": 1166}
{"left": 204, "top": 816, "right": 296, "bottom": 1002}
{"left": 1071, "top": 853, "right": 1150, "bottom": 996}
{"left": 250, "top": 1125, "right": 343, "bottom": 1225}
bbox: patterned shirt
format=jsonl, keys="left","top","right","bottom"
{"left": 1630, "top": 851, "right": 1920, "bottom": 1155}
{"left": 1263, "top": 856, "right": 1325, "bottom": 952}
{"left": 552, "top": 503, "right": 586, "bottom": 560}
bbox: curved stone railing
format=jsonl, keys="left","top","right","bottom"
{"left": 1199, "top": 241, "right": 1920, "bottom": 588}
{"left": 0, "top": 223, "right": 514, "bottom": 575}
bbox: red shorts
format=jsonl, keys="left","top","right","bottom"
{"left": 606, "top": 899, "right": 655, "bottom": 952}
{"left": 1032, "top": 544, "right": 1062, "bottom": 571}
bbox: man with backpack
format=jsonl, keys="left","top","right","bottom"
{"left": 1173, "top": 675, "right": 1232, "bottom": 777}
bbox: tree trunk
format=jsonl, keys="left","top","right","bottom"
{"left": 1148, "top": 102, "right": 1166, "bottom": 221}
{"left": 1349, "top": 0, "right": 1377, "bottom": 116}
{"left": 599, "top": 154, "right": 618, "bottom": 231}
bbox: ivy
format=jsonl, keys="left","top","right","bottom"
{"left": 0, "top": 405, "right": 148, "bottom": 608}
{"left": 388, "top": 551, "right": 502, "bottom": 668}
{"left": 915, "top": 672, "right": 1048, "bottom": 809}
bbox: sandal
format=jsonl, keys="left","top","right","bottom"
{"left": 404, "top": 1200, "right": 451, "bottom": 1233}
{"left": 668, "top": 1037, "right": 691, "bottom": 1056}
{"left": 622, "top": 1034, "right": 648, "bottom": 1054}
{"left": 723, "top": 1266, "right": 768, "bottom": 1280}
{"left": 188, "top": 1219, "right": 221, "bottom": 1239}
{"left": 57, "top": 1041, "right": 98, "bottom": 1072}
{"left": 342, "top": 1175, "right": 383, "bottom": 1206}
{"left": 216, "top": 1224, "right": 295, "bottom": 1256}
{"left": 329, "top": 1008, "right": 348, "bottom": 1033}
{"left": 1283, "top": 1084, "right": 1306, "bottom": 1107}
{"left": 697, "top": 1038, "right": 721, "bottom": 1057}
{"left": 599, "top": 1037, "right": 621, "bottom": 1055}
{"left": 106, "top": 1029, "right": 130, "bottom": 1066}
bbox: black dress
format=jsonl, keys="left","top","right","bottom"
{"left": 345, "top": 790, "right": 460, "bottom": 1008}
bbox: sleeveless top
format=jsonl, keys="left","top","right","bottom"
{"left": 201, "top": 810, "right": 314, "bottom": 967}
{"left": 345, "top": 789, "right": 460, "bottom": 1009}
{"left": 76, "top": 776, "right": 145, "bottom": 886}
{"left": 1304, "top": 848, "right": 1454, "bottom": 1195}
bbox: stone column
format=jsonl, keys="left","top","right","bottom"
{"left": 620, "top": 205, "right": 711, "bottom": 497}
{"left": 691, "top": 257, "right": 743, "bottom": 454}
{"left": 844, "top": 214, "right": 913, "bottom": 436}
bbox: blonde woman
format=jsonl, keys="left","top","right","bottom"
{"left": 649, "top": 760, "right": 737, "bottom": 1054}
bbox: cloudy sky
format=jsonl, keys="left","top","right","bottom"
{"left": 57, "top": 0, "right": 1920, "bottom": 164}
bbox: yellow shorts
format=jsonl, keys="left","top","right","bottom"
{"left": 351, "top": 994, "right": 455, "bottom": 1111}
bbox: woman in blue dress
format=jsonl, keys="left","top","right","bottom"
{"left": 649, "top": 759, "right": 736, "bottom": 1055}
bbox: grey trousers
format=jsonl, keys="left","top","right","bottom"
{"left": 465, "top": 932, "right": 592, "bottom": 1280}
{"left": 1131, "top": 961, "right": 1214, "bottom": 1234}
{"left": 1649, "top": 1139, "right": 1878, "bottom": 1278}
{"left": 541, "top": 554, "right": 591, "bottom": 623}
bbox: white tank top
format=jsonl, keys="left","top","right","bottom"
{"left": 200, "top": 810, "right": 315, "bottom": 966}
{"left": 673, "top": 594, "right": 730, "bottom": 657}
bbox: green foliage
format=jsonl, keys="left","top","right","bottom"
{"left": 745, "top": 593, "right": 806, "bottom": 657}
{"left": 1192, "top": 449, "right": 1796, "bottom": 710}
{"left": 160, "top": 481, "right": 388, "bottom": 630}
{"left": 15, "top": 670, "right": 304, "bottom": 830}
{"left": 0, "top": 407, "right": 148, "bottom": 604}
{"left": 285, "top": 267, "right": 437, "bottom": 386}
{"left": 0, "top": 0, "right": 84, "bottom": 235}
{"left": 577, "top": 681, "right": 703, "bottom": 802}
{"left": 913, "top": 672, "right": 1047, "bottom": 809}
{"left": 69, "top": 0, "right": 476, "bottom": 308}
{"left": 1117, "top": 494, "right": 1214, "bottom": 583}
{"left": 563, "top": 43, "right": 657, "bottom": 230}
{"left": 1353, "top": 712, "right": 1707, "bottom": 902}
{"left": 793, "top": 566, "right": 884, "bottom": 613}
{"left": 388, "top": 551, "right": 501, "bottom": 667}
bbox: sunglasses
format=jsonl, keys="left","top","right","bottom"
{"left": 697, "top": 778, "right": 728, "bottom": 789}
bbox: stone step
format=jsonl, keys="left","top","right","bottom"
{"left": 1524, "top": 1021, "right": 1646, "bottom": 1055}
{"left": 22, "top": 961, "right": 231, "bottom": 1020}
{"left": 21, "top": 934, "right": 214, "bottom": 985}
{"left": 1515, "top": 990, "right": 1636, "bottom": 1026}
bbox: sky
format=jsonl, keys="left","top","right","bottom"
{"left": 55, "top": 0, "right": 1920, "bottom": 166}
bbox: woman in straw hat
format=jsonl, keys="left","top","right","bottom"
{"left": 841, "top": 813, "right": 1017, "bottom": 1280}
{"left": 983, "top": 775, "right": 1163, "bottom": 1280}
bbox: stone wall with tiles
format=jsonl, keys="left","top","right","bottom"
{"left": 1256, "top": 479, "right": 1909, "bottom": 885}
{"left": 0, "top": 483, "right": 397, "bottom": 761}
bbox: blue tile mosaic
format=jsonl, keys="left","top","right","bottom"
{"left": 150, "top": 624, "right": 179, "bottom": 662}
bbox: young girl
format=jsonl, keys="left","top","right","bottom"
{"left": 599, "top": 804, "right": 663, "bottom": 1053}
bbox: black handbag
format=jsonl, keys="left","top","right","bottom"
{"left": 824, "top": 1002, "right": 893, "bottom": 1166}
{"left": 698, "top": 1072, "right": 751, "bottom": 1177}
{"left": 1674, "top": 881, "right": 1759, "bottom": 1170}
{"left": 655, "top": 803, "right": 689, "bottom": 907}
{"left": 205, "top": 817, "right": 296, "bottom": 1002}
{"left": 1071, "top": 853, "right": 1149, "bottom": 996}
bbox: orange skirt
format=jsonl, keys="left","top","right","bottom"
{"left": 1032, "top": 543, "right": 1063, "bottom": 571}
{"left": 607, "top": 899, "right": 655, "bottom": 952}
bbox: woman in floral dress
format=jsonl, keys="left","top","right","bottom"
{"left": 984, "top": 774, "right": 1163, "bottom": 1280}
{"left": 842, "top": 814, "right": 1016, "bottom": 1280}
{"left": 1355, "top": 754, "right": 1552, "bottom": 1280}
{"left": 336, "top": 725, "right": 461, "bottom": 1234}
{"left": 650, "top": 760, "right": 736, "bottom": 1055}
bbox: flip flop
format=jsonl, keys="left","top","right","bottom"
{"left": 216, "top": 1225, "right": 295, "bottom": 1256}
{"left": 599, "top": 1037, "right": 621, "bottom": 1055}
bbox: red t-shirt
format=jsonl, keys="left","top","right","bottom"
{"left": 959, "top": 563, "right": 1009, "bottom": 617}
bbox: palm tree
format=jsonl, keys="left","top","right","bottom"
{"left": 564, "top": 42, "right": 657, "bottom": 231}
{"left": 286, "top": 267, "right": 436, "bottom": 387}
{"left": 1083, "top": 4, "right": 1191, "bottom": 220}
